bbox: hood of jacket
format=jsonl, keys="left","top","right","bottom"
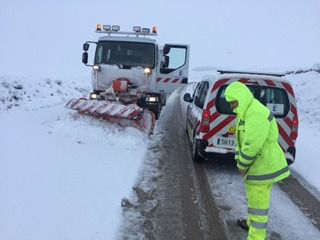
{"left": 224, "top": 81, "right": 254, "bottom": 117}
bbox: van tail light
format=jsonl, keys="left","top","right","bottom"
{"left": 199, "top": 110, "right": 210, "bottom": 133}
{"left": 290, "top": 116, "right": 299, "bottom": 140}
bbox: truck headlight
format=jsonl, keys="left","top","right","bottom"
{"left": 146, "top": 96, "right": 158, "bottom": 102}
{"left": 90, "top": 93, "right": 98, "bottom": 99}
{"left": 144, "top": 67, "right": 152, "bottom": 75}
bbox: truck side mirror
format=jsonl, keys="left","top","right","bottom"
{"left": 82, "top": 52, "right": 88, "bottom": 64}
{"left": 163, "top": 45, "right": 170, "bottom": 55}
{"left": 183, "top": 93, "right": 192, "bottom": 103}
{"left": 83, "top": 43, "right": 89, "bottom": 51}
{"left": 162, "top": 55, "right": 169, "bottom": 68}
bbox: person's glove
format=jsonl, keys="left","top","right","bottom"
{"left": 238, "top": 168, "right": 246, "bottom": 176}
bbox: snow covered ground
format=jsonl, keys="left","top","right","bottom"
{"left": 0, "top": 68, "right": 319, "bottom": 239}
{"left": 0, "top": 76, "right": 149, "bottom": 240}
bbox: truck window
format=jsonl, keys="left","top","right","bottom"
{"left": 94, "top": 41, "right": 155, "bottom": 68}
{"left": 160, "top": 46, "right": 187, "bottom": 73}
{"left": 167, "top": 47, "right": 186, "bottom": 69}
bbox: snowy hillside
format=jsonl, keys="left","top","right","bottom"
{"left": 286, "top": 69, "right": 320, "bottom": 194}
{"left": 0, "top": 75, "right": 89, "bottom": 110}
{"left": 287, "top": 70, "right": 320, "bottom": 130}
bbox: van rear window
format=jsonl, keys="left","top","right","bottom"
{"left": 216, "top": 85, "right": 290, "bottom": 118}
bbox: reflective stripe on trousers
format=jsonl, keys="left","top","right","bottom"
{"left": 245, "top": 183, "right": 273, "bottom": 240}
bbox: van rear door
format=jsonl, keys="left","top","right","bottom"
{"left": 215, "top": 82, "right": 293, "bottom": 153}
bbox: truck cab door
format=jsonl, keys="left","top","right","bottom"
{"left": 156, "top": 44, "right": 190, "bottom": 94}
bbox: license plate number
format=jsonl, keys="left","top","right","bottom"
{"left": 215, "top": 137, "right": 236, "bottom": 148}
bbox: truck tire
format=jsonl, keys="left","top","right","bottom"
{"left": 151, "top": 103, "right": 161, "bottom": 120}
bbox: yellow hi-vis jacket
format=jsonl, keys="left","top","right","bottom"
{"left": 225, "top": 81, "right": 290, "bottom": 184}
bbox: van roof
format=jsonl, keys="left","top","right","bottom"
{"left": 202, "top": 70, "right": 291, "bottom": 85}
{"left": 217, "top": 69, "right": 285, "bottom": 77}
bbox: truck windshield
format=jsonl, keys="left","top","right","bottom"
{"left": 94, "top": 41, "right": 155, "bottom": 68}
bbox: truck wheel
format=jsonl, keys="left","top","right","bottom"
{"left": 155, "top": 104, "right": 161, "bottom": 120}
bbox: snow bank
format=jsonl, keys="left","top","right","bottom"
{"left": 0, "top": 75, "right": 89, "bottom": 110}
{"left": 0, "top": 75, "right": 149, "bottom": 240}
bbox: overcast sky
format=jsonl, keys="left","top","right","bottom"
{"left": 1, "top": 0, "right": 320, "bottom": 80}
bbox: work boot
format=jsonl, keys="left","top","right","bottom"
{"left": 237, "top": 218, "right": 249, "bottom": 231}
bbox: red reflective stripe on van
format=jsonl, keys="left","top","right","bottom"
{"left": 163, "top": 78, "right": 171, "bottom": 83}
{"left": 211, "top": 79, "right": 229, "bottom": 92}
{"left": 172, "top": 79, "right": 180, "bottom": 83}
{"left": 290, "top": 103, "right": 297, "bottom": 115}
{"left": 156, "top": 77, "right": 161, "bottom": 82}
{"left": 278, "top": 124, "right": 294, "bottom": 147}
{"left": 284, "top": 117, "right": 292, "bottom": 128}
{"left": 265, "top": 80, "right": 276, "bottom": 86}
{"left": 239, "top": 78, "right": 250, "bottom": 83}
{"left": 206, "top": 99, "right": 215, "bottom": 110}
{"left": 209, "top": 112, "right": 220, "bottom": 123}
{"left": 204, "top": 115, "right": 236, "bottom": 141}
{"left": 282, "top": 82, "right": 294, "bottom": 97}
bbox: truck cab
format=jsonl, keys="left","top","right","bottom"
{"left": 82, "top": 24, "right": 190, "bottom": 118}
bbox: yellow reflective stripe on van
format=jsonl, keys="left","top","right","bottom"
{"left": 247, "top": 166, "right": 289, "bottom": 181}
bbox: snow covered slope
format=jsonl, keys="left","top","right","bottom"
{"left": 286, "top": 70, "right": 320, "bottom": 193}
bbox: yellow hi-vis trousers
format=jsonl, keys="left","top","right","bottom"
{"left": 245, "top": 183, "right": 273, "bottom": 240}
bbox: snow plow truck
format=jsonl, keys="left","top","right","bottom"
{"left": 67, "top": 24, "right": 190, "bottom": 134}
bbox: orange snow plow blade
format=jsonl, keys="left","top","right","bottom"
{"left": 66, "top": 98, "right": 155, "bottom": 135}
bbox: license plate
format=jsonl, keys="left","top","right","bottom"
{"left": 215, "top": 137, "right": 236, "bottom": 148}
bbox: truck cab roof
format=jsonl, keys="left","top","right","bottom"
{"left": 98, "top": 35, "right": 157, "bottom": 44}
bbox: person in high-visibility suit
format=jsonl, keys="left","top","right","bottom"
{"left": 224, "top": 81, "right": 290, "bottom": 240}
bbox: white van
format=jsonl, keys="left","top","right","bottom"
{"left": 183, "top": 70, "right": 298, "bottom": 164}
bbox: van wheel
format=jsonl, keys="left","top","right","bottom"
{"left": 192, "top": 136, "right": 204, "bottom": 162}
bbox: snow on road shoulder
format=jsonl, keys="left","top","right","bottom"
{"left": 0, "top": 76, "right": 149, "bottom": 240}
{"left": 286, "top": 71, "right": 320, "bottom": 195}
{"left": 0, "top": 75, "right": 88, "bottom": 111}
{"left": 287, "top": 71, "right": 320, "bottom": 130}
